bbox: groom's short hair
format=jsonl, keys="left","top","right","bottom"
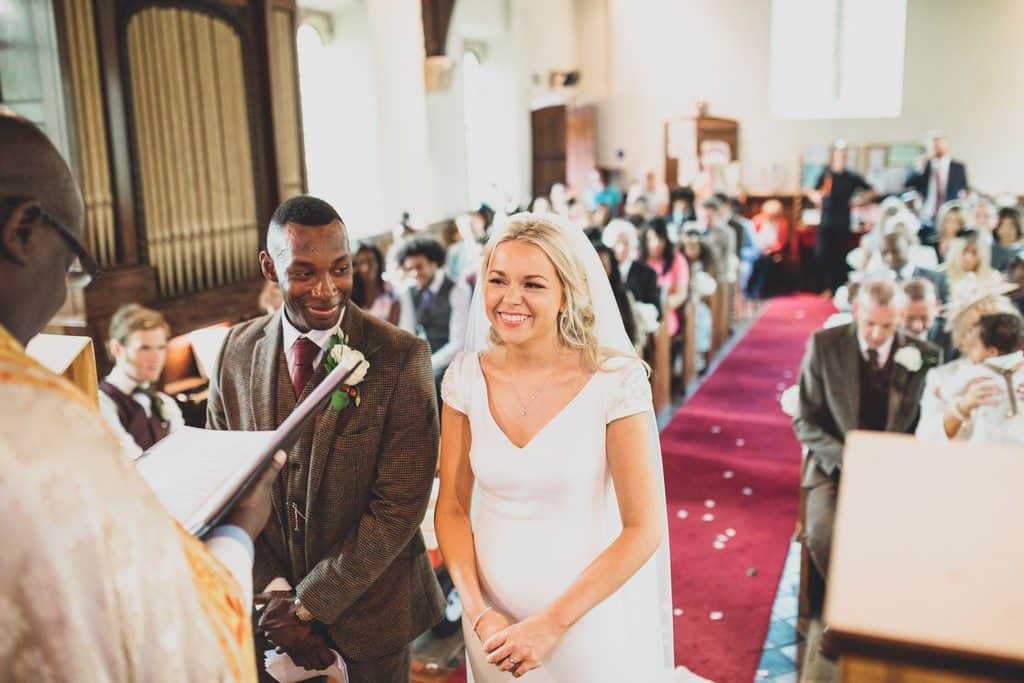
{"left": 269, "top": 195, "right": 343, "bottom": 233}
{"left": 267, "top": 195, "right": 346, "bottom": 256}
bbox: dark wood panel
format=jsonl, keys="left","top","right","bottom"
{"left": 95, "top": 0, "right": 140, "bottom": 265}
{"left": 155, "top": 276, "right": 266, "bottom": 334}
{"left": 531, "top": 106, "right": 567, "bottom": 160}
{"left": 421, "top": 0, "right": 455, "bottom": 57}
{"left": 532, "top": 159, "right": 566, "bottom": 200}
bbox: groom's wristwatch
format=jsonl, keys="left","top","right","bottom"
{"left": 293, "top": 598, "right": 315, "bottom": 622}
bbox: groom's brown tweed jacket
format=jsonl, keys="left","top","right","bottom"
{"left": 208, "top": 304, "right": 444, "bottom": 661}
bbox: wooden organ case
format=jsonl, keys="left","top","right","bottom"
{"left": 51, "top": 0, "right": 306, "bottom": 382}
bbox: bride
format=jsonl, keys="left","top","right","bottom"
{"left": 435, "top": 213, "right": 696, "bottom": 681}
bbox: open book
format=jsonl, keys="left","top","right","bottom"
{"left": 137, "top": 359, "right": 362, "bottom": 538}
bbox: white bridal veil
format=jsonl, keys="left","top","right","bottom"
{"left": 464, "top": 212, "right": 677, "bottom": 680}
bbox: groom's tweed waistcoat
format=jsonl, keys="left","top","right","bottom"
{"left": 207, "top": 305, "right": 445, "bottom": 661}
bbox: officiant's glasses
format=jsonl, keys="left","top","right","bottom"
{"left": 40, "top": 210, "right": 100, "bottom": 289}
{"left": 1, "top": 198, "right": 99, "bottom": 288}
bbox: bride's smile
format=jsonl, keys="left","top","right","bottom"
{"left": 485, "top": 239, "right": 563, "bottom": 345}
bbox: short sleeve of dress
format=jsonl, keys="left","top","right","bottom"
{"left": 440, "top": 351, "right": 469, "bottom": 414}
{"left": 606, "top": 358, "right": 653, "bottom": 424}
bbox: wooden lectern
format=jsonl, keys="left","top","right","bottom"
{"left": 826, "top": 432, "right": 1024, "bottom": 681}
{"left": 25, "top": 334, "right": 99, "bottom": 408}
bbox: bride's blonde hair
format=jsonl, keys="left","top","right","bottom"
{"left": 481, "top": 215, "right": 639, "bottom": 372}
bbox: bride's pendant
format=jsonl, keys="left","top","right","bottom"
{"left": 520, "top": 408, "right": 527, "bottom": 417}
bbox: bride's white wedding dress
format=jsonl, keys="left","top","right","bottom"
{"left": 442, "top": 351, "right": 684, "bottom": 682}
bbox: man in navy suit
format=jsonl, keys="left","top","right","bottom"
{"left": 905, "top": 131, "right": 969, "bottom": 227}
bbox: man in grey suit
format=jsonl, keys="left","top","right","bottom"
{"left": 208, "top": 196, "right": 444, "bottom": 682}
{"left": 795, "top": 279, "right": 940, "bottom": 598}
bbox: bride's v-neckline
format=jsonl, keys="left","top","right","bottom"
{"left": 475, "top": 353, "right": 597, "bottom": 451}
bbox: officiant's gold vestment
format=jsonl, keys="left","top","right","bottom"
{"left": 0, "top": 323, "right": 255, "bottom": 681}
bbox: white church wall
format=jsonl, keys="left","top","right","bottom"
{"left": 587, "top": 0, "right": 1024, "bottom": 195}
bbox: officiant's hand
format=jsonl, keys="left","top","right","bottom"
{"left": 225, "top": 450, "right": 286, "bottom": 539}
{"left": 483, "top": 613, "right": 564, "bottom": 677}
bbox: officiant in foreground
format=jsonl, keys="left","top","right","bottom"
{"left": 207, "top": 196, "right": 444, "bottom": 681}
{"left": 0, "top": 112, "right": 284, "bottom": 680}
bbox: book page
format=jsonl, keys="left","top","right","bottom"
{"left": 137, "top": 426, "right": 275, "bottom": 530}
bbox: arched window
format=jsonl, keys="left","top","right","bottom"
{"left": 462, "top": 49, "right": 488, "bottom": 205}
{"left": 771, "top": 0, "right": 907, "bottom": 119}
{"left": 295, "top": 22, "right": 333, "bottom": 209}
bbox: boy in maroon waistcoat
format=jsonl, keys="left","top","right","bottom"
{"left": 98, "top": 304, "right": 183, "bottom": 458}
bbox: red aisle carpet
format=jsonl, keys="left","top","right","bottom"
{"left": 666, "top": 295, "right": 834, "bottom": 683}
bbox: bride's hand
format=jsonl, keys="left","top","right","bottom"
{"left": 473, "top": 609, "right": 511, "bottom": 643}
{"left": 483, "top": 613, "right": 565, "bottom": 677}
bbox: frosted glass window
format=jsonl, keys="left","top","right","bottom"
{"left": 770, "top": 0, "right": 906, "bottom": 119}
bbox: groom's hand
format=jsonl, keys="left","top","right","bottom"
{"left": 276, "top": 630, "right": 335, "bottom": 671}
{"left": 257, "top": 592, "right": 335, "bottom": 670}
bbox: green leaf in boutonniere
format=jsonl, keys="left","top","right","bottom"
{"left": 331, "top": 391, "right": 350, "bottom": 411}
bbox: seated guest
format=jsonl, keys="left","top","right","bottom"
{"left": 935, "top": 200, "right": 967, "bottom": 262}
{"left": 969, "top": 196, "right": 1012, "bottom": 271}
{"left": 583, "top": 168, "right": 623, "bottom": 212}
{"left": 903, "top": 278, "right": 952, "bottom": 361}
{"left": 595, "top": 244, "right": 640, "bottom": 348}
{"left": 994, "top": 206, "right": 1023, "bottom": 253}
{"left": 917, "top": 288, "right": 1023, "bottom": 445}
{"left": 626, "top": 168, "right": 670, "bottom": 217}
{"left": 666, "top": 185, "right": 697, "bottom": 241}
{"left": 861, "top": 211, "right": 938, "bottom": 272}
{"left": 946, "top": 228, "right": 1003, "bottom": 299}
{"left": 696, "top": 197, "right": 737, "bottom": 282}
{"left": 681, "top": 228, "right": 716, "bottom": 366}
{"left": 353, "top": 241, "right": 400, "bottom": 325}
{"left": 642, "top": 218, "right": 690, "bottom": 337}
{"left": 717, "top": 194, "right": 759, "bottom": 289}
{"left": 98, "top": 304, "right": 184, "bottom": 460}
{"left": 1007, "top": 255, "right": 1024, "bottom": 315}
{"left": 0, "top": 111, "right": 279, "bottom": 679}
{"left": 876, "top": 231, "right": 950, "bottom": 302}
{"left": 396, "top": 235, "right": 472, "bottom": 380}
{"left": 794, "top": 279, "right": 939, "bottom": 645}
{"left": 746, "top": 199, "right": 790, "bottom": 300}
{"left": 602, "top": 218, "right": 662, "bottom": 318}
{"left": 444, "top": 214, "right": 481, "bottom": 283}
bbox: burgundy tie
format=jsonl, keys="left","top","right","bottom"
{"left": 290, "top": 337, "right": 320, "bottom": 398}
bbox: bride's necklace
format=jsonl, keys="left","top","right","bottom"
{"left": 510, "top": 377, "right": 549, "bottom": 417}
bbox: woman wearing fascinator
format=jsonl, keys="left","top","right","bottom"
{"left": 434, "top": 213, "right": 705, "bottom": 681}
{"left": 916, "top": 280, "right": 1024, "bottom": 446}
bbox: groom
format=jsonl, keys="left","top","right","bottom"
{"left": 208, "top": 196, "right": 444, "bottom": 681}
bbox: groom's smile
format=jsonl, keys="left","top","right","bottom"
{"left": 260, "top": 218, "right": 353, "bottom": 332}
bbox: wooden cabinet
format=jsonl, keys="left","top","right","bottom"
{"left": 664, "top": 115, "right": 739, "bottom": 188}
{"left": 530, "top": 103, "right": 596, "bottom": 200}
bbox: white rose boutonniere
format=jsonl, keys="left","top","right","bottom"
{"left": 893, "top": 346, "right": 923, "bottom": 372}
{"left": 324, "top": 332, "right": 369, "bottom": 411}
